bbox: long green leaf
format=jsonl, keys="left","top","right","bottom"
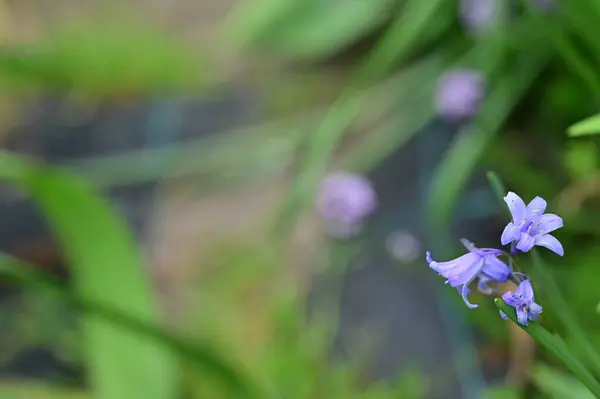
{"left": 567, "top": 114, "right": 600, "bottom": 137}
{"left": 0, "top": 253, "right": 254, "bottom": 397}
{"left": 495, "top": 299, "right": 600, "bottom": 397}
{"left": 0, "top": 151, "right": 177, "bottom": 399}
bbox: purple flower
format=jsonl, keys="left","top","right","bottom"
{"left": 529, "top": 0, "right": 554, "bottom": 12}
{"left": 500, "top": 279, "right": 542, "bottom": 326}
{"left": 435, "top": 69, "right": 485, "bottom": 122}
{"left": 459, "top": 0, "right": 500, "bottom": 35}
{"left": 501, "top": 192, "right": 564, "bottom": 256}
{"left": 316, "top": 172, "right": 377, "bottom": 237}
{"left": 426, "top": 239, "right": 511, "bottom": 308}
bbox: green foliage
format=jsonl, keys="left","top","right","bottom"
{"left": 227, "top": 0, "right": 397, "bottom": 60}
{"left": 568, "top": 114, "right": 600, "bottom": 137}
{"left": 0, "top": 153, "right": 178, "bottom": 399}
{"left": 0, "top": 22, "right": 206, "bottom": 97}
{"left": 532, "top": 363, "right": 595, "bottom": 399}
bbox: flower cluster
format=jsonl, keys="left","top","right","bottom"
{"left": 426, "top": 192, "right": 563, "bottom": 326}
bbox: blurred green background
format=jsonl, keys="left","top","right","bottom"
{"left": 0, "top": 0, "right": 599, "bottom": 398}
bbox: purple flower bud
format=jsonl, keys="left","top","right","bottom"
{"left": 435, "top": 69, "right": 485, "bottom": 122}
{"left": 316, "top": 172, "right": 377, "bottom": 238}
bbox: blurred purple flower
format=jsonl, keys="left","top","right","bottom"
{"left": 500, "top": 279, "right": 542, "bottom": 326}
{"left": 435, "top": 69, "right": 485, "bottom": 122}
{"left": 501, "top": 192, "right": 564, "bottom": 256}
{"left": 317, "top": 172, "right": 377, "bottom": 237}
{"left": 459, "top": 0, "right": 500, "bottom": 34}
{"left": 529, "top": 0, "right": 554, "bottom": 12}
{"left": 386, "top": 230, "right": 421, "bottom": 262}
{"left": 426, "top": 239, "right": 511, "bottom": 308}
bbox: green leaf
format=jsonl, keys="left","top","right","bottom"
{"left": 0, "top": 381, "right": 89, "bottom": 399}
{"left": 494, "top": 299, "right": 600, "bottom": 397}
{"left": 533, "top": 363, "right": 595, "bottom": 399}
{"left": 529, "top": 250, "right": 600, "bottom": 379}
{"left": 0, "top": 253, "right": 254, "bottom": 397}
{"left": 567, "top": 114, "right": 600, "bottom": 137}
{"left": 0, "top": 151, "right": 178, "bottom": 399}
{"left": 227, "top": 0, "right": 406, "bottom": 60}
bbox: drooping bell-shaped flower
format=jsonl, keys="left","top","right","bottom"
{"left": 426, "top": 239, "right": 511, "bottom": 308}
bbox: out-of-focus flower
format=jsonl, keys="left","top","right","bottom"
{"left": 435, "top": 69, "right": 485, "bottom": 122}
{"left": 386, "top": 230, "right": 421, "bottom": 262}
{"left": 426, "top": 239, "right": 510, "bottom": 308}
{"left": 499, "top": 279, "right": 542, "bottom": 326}
{"left": 501, "top": 192, "right": 564, "bottom": 256}
{"left": 316, "top": 172, "right": 377, "bottom": 238}
{"left": 529, "top": 0, "right": 554, "bottom": 12}
{"left": 459, "top": 0, "right": 501, "bottom": 34}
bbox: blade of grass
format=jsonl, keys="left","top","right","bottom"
{"left": 275, "top": 0, "right": 453, "bottom": 230}
{"left": 495, "top": 298, "right": 600, "bottom": 397}
{"left": 0, "top": 253, "right": 254, "bottom": 397}
{"left": 530, "top": 250, "right": 600, "bottom": 377}
{"left": 568, "top": 113, "right": 600, "bottom": 137}
{"left": 427, "top": 35, "right": 551, "bottom": 228}
{"left": 487, "top": 171, "right": 600, "bottom": 378}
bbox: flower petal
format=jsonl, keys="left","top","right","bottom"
{"left": 477, "top": 276, "right": 493, "bottom": 294}
{"left": 516, "top": 232, "right": 535, "bottom": 252}
{"left": 447, "top": 257, "right": 485, "bottom": 286}
{"left": 504, "top": 192, "right": 527, "bottom": 223}
{"left": 502, "top": 291, "right": 519, "bottom": 307}
{"left": 531, "top": 213, "right": 563, "bottom": 236}
{"left": 534, "top": 234, "right": 564, "bottom": 256}
{"left": 428, "top": 252, "right": 481, "bottom": 277}
{"left": 517, "top": 280, "right": 534, "bottom": 302}
{"left": 526, "top": 196, "right": 547, "bottom": 219}
{"left": 528, "top": 302, "right": 543, "bottom": 320}
{"left": 481, "top": 256, "right": 511, "bottom": 282}
{"left": 461, "top": 282, "right": 478, "bottom": 309}
{"left": 499, "top": 310, "right": 508, "bottom": 320}
{"left": 517, "top": 308, "right": 529, "bottom": 326}
{"left": 501, "top": 223, "right": 522, "bottom": 245}
{"left": 460, "top": 238, "right": 477, "bottom": 252}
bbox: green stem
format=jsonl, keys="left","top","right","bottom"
{"left": 495, "top": 299, "right": 600, "bottom": 397}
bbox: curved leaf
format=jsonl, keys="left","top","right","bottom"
{"left": 0, "top": 151, "right": 178, "bottom": 399}
{"left": 568, "top": 114, "right": 600, "bottom": 137}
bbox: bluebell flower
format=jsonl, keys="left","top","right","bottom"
{"left": 434, "top": 69, "right": 485, "bottom": 122}
{"left": 317, "top": 172, "right": 377, "bottom": 237}
{"left": 499, "top": 279, "right": 542, "bottom": 326}
{"left": 501, "top": 192, "right": 564, "bottom": 256}
{"left": 426, "top": 239, "right": 511, "bottom": 308}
